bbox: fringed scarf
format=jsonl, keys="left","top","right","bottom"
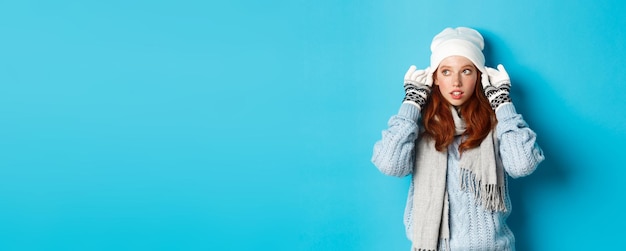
{"left": 410, "top": 106, "right": 506, "bottom": 251}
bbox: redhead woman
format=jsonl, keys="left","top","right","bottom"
{"left": 371, "top": 27, "right": 545, "bottom": 251}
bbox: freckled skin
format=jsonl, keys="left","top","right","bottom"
{"left": 434, "top": 56, "right": 478, "bottom": 107}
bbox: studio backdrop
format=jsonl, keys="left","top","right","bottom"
{"left": 1, "top": 0, "right": 625, "bottom": 250}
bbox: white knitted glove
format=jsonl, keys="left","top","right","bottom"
{"left": 403, "top": 65, "right": 433, "bottom": 110}
{"left": 484, "top": 64, "right": 512, "bottom": 111}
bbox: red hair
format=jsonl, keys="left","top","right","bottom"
{"left": 421, "top": 72, "right": 495, "bottom": 153}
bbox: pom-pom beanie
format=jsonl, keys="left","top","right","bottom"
{"left": 430, "top": 27, "right": 490, "bottom": 88}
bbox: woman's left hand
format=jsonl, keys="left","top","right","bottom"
{"left": 484, "top": 64, "right": 512, "bottom": 111}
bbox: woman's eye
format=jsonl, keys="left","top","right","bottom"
{"left": 441, "top": 70, "right": 450, "bottom": 75}
{"left": 463, "top": 69, "right": 472, "bottom": 74}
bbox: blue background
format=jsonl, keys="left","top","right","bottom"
{"left": 1, "top": 0, "right": 625, "bottom": 250}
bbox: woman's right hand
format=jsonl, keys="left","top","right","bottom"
{"left": 403, "top": 65, "right": 433, "bottom": 110}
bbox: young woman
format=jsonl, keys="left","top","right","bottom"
{"left": 371, "top": 27, "right": 545, "bottom": 250}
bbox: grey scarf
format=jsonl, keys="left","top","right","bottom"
{"left": 410, "top": 106, "right": 506, "bottom": 251}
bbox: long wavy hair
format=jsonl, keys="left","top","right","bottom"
{"left": 421, "top": 71, "right": 496, "bottom": 153}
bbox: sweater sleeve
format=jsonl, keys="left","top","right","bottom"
{"left": 495, "top": 103, "right": 545, "bottom": 178}
{"left": 371, "top": 103, "right": 421, "bottom": 177}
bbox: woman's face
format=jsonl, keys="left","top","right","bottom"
{"left": 434, "top": 56, "right": 478, "bottom": 107}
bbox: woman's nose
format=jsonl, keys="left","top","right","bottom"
{"left": 452, "top": 76, "right": 461, "bottom": 87}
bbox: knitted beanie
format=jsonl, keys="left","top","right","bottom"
{"left": 430, "top": 27, "right": 490, "bottom": 88}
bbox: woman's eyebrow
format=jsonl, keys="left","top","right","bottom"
{"left": 438, "top": 64, "right": 474, "bottom": 69}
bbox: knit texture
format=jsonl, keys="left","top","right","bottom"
{"left": 403, "top": 81, "right": 431, "bottom": 110}
{"left": 429, "top": 27, "right": 491, "bottom": 89}
{"left": 484, "top": 83, "right": 512, "bottom": 111}
{"left": 409, "top": 106, "right": 506, "bottom": 250}
{"left": 371, "top": 103, "right": 545, "bottom": 250}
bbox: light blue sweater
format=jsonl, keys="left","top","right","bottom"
{"left": 372, "top": 103, "right": 544, "bottom": 251}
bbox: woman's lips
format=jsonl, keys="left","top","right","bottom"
{"left": 450, "top": 91, "right": 463, "bottom": 99}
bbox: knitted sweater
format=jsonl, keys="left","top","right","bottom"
{"left": 372, "top": 103, "right": 544, "bottom": 251}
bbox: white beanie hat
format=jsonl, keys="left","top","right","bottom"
{"left": 430, "top": 27, "right": 490, "bottom": 88}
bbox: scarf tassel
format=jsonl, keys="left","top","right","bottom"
{"left": 411, "top": 238, "right": 449, "bottom": 251}
{"left": 459, "top": 168, "right": 507, "bottom": 212}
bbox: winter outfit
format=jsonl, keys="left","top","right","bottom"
{"left": 372, "top": 27, "right": 545, "bottom": 251}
